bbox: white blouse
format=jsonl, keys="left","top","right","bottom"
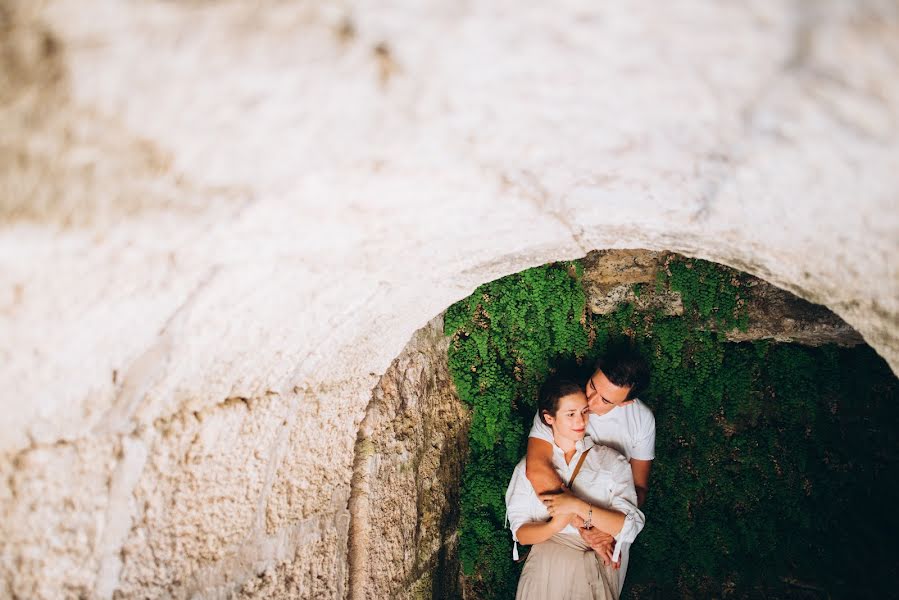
{"left": 504, "top": 435, "right": 645, "bottom": 563}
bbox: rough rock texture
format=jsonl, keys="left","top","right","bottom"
{"left": 346, "top": 316, "right": 468, "bottom": 600}
{"left": 583, "top": 250, "right": 865, "bottom": 346}
{"left": 233, "top": 316, "right": 468, "bottom": 600}
{"left": 1, "top": 0, "right": 898, "bottom": 598}
{"left": 1, "top": 436, "right": 118, "bottom": 599}
{"left": 727, "top": 282, "right": 865, "bottom": 346}
{"left": 584, "top": 250, "right": 687, "bottom": 317}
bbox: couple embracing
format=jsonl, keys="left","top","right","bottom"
{"left": 505, "top": 348, "right": 654, "bottom": 599}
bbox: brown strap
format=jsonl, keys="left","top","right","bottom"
{"left": 567, "top": 446, "right": 591, "bottom": 487}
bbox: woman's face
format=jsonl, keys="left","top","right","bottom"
{"left": 543, "top": 391, "right": 589, "bottom": 444}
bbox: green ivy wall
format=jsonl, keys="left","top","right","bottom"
{"left": 445, "top": 256, "right": 898, "bottom": 599}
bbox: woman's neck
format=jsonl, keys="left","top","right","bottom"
{"left": 553, "top": 434, "right": 577, "bottom": 464}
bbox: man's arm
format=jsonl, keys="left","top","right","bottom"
{"left": 630, "top": 459, "right": 652, "bottom": 507}
{"left": 525, "top": 437, "right": 563, "bottom": 494}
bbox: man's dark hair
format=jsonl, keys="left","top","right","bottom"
{"left": 537, "top": 375, "right": 583, "bottom": 426}
{"left": 594, "top": 346, "right": 650, "bottom": 400}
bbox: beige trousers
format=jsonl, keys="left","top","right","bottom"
{"left": 516, "top": 533, "right": 619, "bottom": 600}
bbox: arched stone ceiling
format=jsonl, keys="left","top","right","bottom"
{"left": 1, "top": 0, "right": 897, "bottom": 510}
{"left": 2, "top": 0, "right": 898, "bottom": 457}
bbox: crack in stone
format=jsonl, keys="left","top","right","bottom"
{"left": 281, "top": 279, "right": 393, "bottom": 393}
{"left": 95, "top": 265, "right": 222, "bottom": 436}
{"left": 501, "top": 169, "right": 591, "bottom": 255}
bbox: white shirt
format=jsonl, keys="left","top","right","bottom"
{"left": 528, "top": 398, "right": 656, "bottom": 461}
{"left": 504, "top": 436, "right": 645, "bottom": 565}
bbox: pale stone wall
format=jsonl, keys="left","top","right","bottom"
{"left": 2, "top": 0, "right": 898, "bottom": 598}
{"left": 235, "top": 316, "right": 467, "bottom": 600}
{"left": 344, "top": 316, "right": 467, "bottom": 600}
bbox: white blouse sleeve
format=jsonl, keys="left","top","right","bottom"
{"left": 504, "top": 462, "right": 545, "bottom": 541}
{"left": 608, "top": 454, "right": 645, "bottom": 552}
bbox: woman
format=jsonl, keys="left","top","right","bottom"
{"left": 505, "top": 376, "right": 645, "bottom": 600}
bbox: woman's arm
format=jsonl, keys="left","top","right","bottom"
{"left": 515, "top": 514, "right": 574, "bottom": 545}
{"left": 506, "top": 460, "right": 567, "bottom": 548}
{"left": 539, "top": 488, "right": 626, "bottom": 536}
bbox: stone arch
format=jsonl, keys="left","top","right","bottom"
{"left": 341, "top": 247, "right": 876, "bottom": 599}
{"left": 2, "top": 0, "right": 898, "bottom": 598}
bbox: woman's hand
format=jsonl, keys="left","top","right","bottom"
{"left": 549, "top": 513, "right": 575, "bottom": 532}
{"left": 538, "top": 485, "right": 588, "bottom": 519}
{"left": 515, "top": 512, "right": 575, "bottom": 545}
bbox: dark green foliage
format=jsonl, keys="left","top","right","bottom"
{"left": 446, "top": 262, "right": 591, "bottom": 599}
{"left": 446, "top": 255, "right": 899, "bottom": 599}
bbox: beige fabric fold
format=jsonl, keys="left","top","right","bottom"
{"left": 516, "top": 533, "right": 619, "bottom": 600}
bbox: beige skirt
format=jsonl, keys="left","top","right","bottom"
{"left": 516, "top": 533, "right": 620, "bottom": 600}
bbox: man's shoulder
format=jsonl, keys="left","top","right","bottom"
{"left": 624, "top": 398, "right": 655, "bottom": 421}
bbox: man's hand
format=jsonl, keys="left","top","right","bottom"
{"left": 578, "top": 527, "right": 620, "bottom": 568}
{"left": 579, "top": 525, "right": 613, "bottom": 547}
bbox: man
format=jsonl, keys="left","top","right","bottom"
{"left": 525, "top": 347, "right": 653, "bottom": 589}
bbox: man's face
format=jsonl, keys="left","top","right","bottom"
{"left": 585, "top": 369, "right": 633, "bottom": 416}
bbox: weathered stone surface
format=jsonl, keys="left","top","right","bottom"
{"left": 583, "top": 250, "right": 864, "bottom": 346}
{"left": 347, "top": 316, "right": 468, "bottom": 600}
{"left": 1, "top": 0, "right": 897, "bottom": 598}
{"left": 0, "top": 436, "right": 118, "bottom": 599}
{"left": 237, "top": 530, "right": 349, "bottom": 600}
{"left": 583, "top": 250, "right": 685, "bottom": 316}
{"left": 114, "top": 394, "right": 292, "bottom": 599}
{"left": 728, "top": 280, "right": 865, "bottom": 346}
